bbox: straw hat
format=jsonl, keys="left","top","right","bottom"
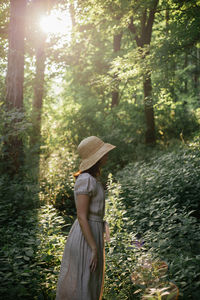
{"left": 78, "top": 136, "right": 116, "bottom": 172}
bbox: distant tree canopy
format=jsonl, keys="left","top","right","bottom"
{"left": 0, "top": 0, "right": 200, "bottom": 177}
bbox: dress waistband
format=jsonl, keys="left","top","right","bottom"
{"left": 88, "top": 214, "right": 104, "bottom": 222}
{"left": 87, "top": 215, "right": 110, "bottom": 242}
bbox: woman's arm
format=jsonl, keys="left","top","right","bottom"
{"left": 76, "top": 194, "right": 98, "bottom": 272}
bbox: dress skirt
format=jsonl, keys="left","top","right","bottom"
{"left": 56, "top": 217, "right": 105, "bottom": 300}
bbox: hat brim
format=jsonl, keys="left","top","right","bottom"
{"left": 79, "top": 143, "right": 116, "bottom": 172}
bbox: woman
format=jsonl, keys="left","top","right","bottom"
{"left": 56, "top": 136, "right": 115, "bottom": 300}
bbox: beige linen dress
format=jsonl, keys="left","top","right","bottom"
{"left": 56, "top": 173, "right": 105, "bottom": 300}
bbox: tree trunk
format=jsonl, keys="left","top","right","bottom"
{"left": 30, "top": 0, "right": 47, "bottom": 150}
{"left": 143, "top": 74, "right": 156, "bottom": 144}
{"left": 194, "top": 46, "right": 199, "bottom": 95}
{"left": 31, "top": 33, "right": 46, "bottom": 149}
{"left": 6, "top": 0, "right": 26, "bottom": 109}
{"left": 111, "top": 32, "right": 122, "bottom": 107}
{"left": 165, "top": 5, "right": 169, "bottom": 84}
{"left": 5, "top": 0, "right": 26, "bottom": 177}
{"left": 184, "top": 51, "right": 188, "bottom": 94}
{"left": 69, "top": 1, "right": 76, "bottom": 28}
{"left": 165, "top": 5, "right": 169, "bottom": 36}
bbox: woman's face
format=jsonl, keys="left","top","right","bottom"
{"left": 99, "top": 153, "right": 108, "bottom": 167}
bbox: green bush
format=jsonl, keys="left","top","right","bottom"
{"left": 154, "top": 92, "right": 199, "bottom": 142}
{"left": 104, "top": 174, "right": 140, "bottom": 300}
{"left": 39, "top": 148, "right": 78, "bottom": 215}
{"left": 104, "top": 175, "right": 180, "bottom": 300}
{"left": 0, "top": 105, "right": 32, "bottom": 176}
{"left": 0, "top": 202, "right": 68, "bottom": 299}
{"left": 114, "top": 146, "right": 200, "bottom": 299}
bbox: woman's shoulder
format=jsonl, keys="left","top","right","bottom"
{"left": 74, "top": 172, "right": 97, "bottom": 195}
{"left": 77, "top": 172, "right": 96, "bottom": 181}
{"left": 75, "top": 172, "right": 97, "bottom": 187}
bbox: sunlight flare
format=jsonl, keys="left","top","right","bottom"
{"left": 40, "top": 10, "right": 72, "bottom": 35}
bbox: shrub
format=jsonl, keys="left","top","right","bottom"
{"left": 154, "top": 91, "right": 199, "bottom": 142}
{"left": 104, "top": 175, "right": 181, "bottom": 300}
{"left": 114, "top": 146, "right": 200, "bottom": 299}
{"left": 104, "top": 174, "right": 140, "bottom": 300}
{"left": 0, "top": 202, "right": 68, "bottom": 299}
{"left": 39, "top": 148, "right": 78, "bottom": 215}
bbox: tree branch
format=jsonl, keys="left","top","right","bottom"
{"left": 69, "top": 2, "right": 76, "bottom": 27}
{"left": 146, "top": 0, "right": 159, "bottom": 44}
{"left": 113, "top": 32, "right": 122, "bottom": 52}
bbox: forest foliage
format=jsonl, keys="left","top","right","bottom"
{"left": 0, "top": 0, "right": 200, "bottom": 299}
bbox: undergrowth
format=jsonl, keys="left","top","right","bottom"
{"left": 0, "top": 202, "right": 68, "bottom": 299}
{"left": 109, "top": 144, "right": 200, "bottom": 299}
{"left": 1, "top": 141, "right": 200, "bottom": 299}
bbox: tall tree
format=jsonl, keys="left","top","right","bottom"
{"left": 6, "top": 0, "right": 26, "bottom": 109}
{"left": 30, "top": 0, "right": 47, "bottom": 150}
{"left": 5, "top": 0, "right": 26, "bottom": 176}
{"left": 30, "top": 0, "right": 57, "bottom": 150}
{"left": 129, "top": 0, "right": 159, "bottom": 144}
{"left": 111, "top": 31, "right": 123, "bottom": 107}
{"left": 194, "top": 46, "right": 200, "bottom": 96}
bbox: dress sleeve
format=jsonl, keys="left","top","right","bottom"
{"left": 74, "top": 173, "right": 96, "bottom": 197}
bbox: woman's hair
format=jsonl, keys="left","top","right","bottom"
{"left": 83, "top": 160, "right": 101, "bottom": 177}
{"left": 74, "top": 160, "right": 101, "bottom": 179}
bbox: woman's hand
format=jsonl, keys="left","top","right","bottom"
{"left": 90, "top": 248, "right": 98, "bottom": 272}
